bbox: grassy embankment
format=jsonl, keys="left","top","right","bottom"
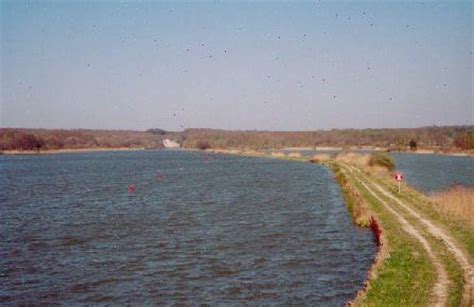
{"left": 208, "top": 149, "right": 473, "bottom": 306}
{"left": 327, "top": 154, "right": 438, "bottom": 306}
{"left": 320, "top": 153, "right": 472, "bottom": 306}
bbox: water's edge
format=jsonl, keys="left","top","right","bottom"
{"left": 207, "top": 150, "right": 382, "bottom": 305}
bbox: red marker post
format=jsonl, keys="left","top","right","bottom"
{"left": 394, "top": 173, "right": 404, "bottom": 193}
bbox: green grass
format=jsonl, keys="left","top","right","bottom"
{"left": 368, "top": 173, "right": 474, "bottom": 261}
{"left": 334, "top": 163, "right": 436, "bottom": 305}
{"left": 346, "top": 164, "right": 468, "bottom": 306}
{"left": 363, "top": 243, "right": 434, "bottom": 306}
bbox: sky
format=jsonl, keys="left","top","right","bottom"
{"left": 1, "top": 0, "right": 472, "bottom": 131}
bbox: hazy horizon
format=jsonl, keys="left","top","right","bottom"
{"left": 1, "top": 1, "right": 472, "bottom": 131}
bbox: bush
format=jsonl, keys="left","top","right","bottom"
{"left": 454, "top": 131, "right": 474, "bottom": 149}
{"left": 10, "top": 133, "right": 44, "bottom": 151}
{"left": 196, "top": 140, "right": 210, "bottom": 150}
{"left": 369, "top": 153, "right": 395, "bottom": 171}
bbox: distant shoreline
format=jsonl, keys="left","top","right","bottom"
{"left": 1, "top": 146, "right": 472, "bottom": 158}
{"left": 274, "top": 146, "right": 473, "bottom": 158}
{"left": 0, "top": 147, "right": 148, "bottom": 155}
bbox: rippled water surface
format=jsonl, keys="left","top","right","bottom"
{"left": 267, "top": 149, "right": 473, "bottom": 193}
{"left": 1, "top": 150, "right": 375, "bottom": 305}
{"left": 390, "top": 153, "right": 474, "bottom": 193}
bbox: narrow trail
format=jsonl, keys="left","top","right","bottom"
{"left": 345, "top": 164, "right": 473, "bottom": 305}
{"left": 348, "top": 172, "right": 449, "bottom": 306}
{"left": 370, "top": 180, "right": 474, "bottom": 305}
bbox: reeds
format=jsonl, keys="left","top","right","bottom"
{"left": 334, "top": 152, "right": 393, "bottom": 177}
{"left": 335, "top": 152, "right": 371, "bottom": 168}
{"left": 287, "top": 152, "right": 302, "bottom": 158}
{"left": 332, "top": 164, "right": 371, "bottom": 227}
{"left": 309, "top": 153, "right": 331, "bottom": 163}
{"left": 430, "top": 185, "right": 474, "bottom": 228}
{"left": 270, "top": 151, "right": 286, "bottom": 158}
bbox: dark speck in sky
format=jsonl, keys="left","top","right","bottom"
{"left": 2, "top": 1, "right": 471, "bottom": 130}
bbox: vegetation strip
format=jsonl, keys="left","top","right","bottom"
{"left": 330, "top": 164, "right": 387, "bottom": 305}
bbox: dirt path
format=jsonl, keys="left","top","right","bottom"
{"left": 354, "top": 176, "right": 449, "bottom": 306}
{"left": 344, "top": 164, "right": 473, "bottom": 305}
{"left": 369, "top": 180, "right": 473, "bottom": 305}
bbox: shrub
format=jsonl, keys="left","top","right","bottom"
{"left": 14, "top": 133, "right": 44, "bottom": 151}
{"left": 368, "top": 153, "right": 395, "bottom": 171}
{"left": 196, "top": 140, "right": 210, "bottom": 150}
{"left": 454, "top": 131, "right": 474, "bottom": 150}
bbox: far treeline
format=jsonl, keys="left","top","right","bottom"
{"left": 0, "top": 126, "right": 473, "bottom": 153}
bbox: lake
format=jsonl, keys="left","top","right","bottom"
{"left": 390, "top": 153, "right": 474, "bottom": 193}
{"left": 268, "top": 149, "right": 473, "bottom": 193}
{"left": 0, "top": 150, "right": 375, "bottom": 305}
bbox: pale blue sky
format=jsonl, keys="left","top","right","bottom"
{"left": 1, "top": 0, "right": 472, "bottom": 131}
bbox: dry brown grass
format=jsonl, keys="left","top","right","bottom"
{"left": 430, "top": 185, "right": 474, "bottom": 228}
{"left": 309, "top": 153, "right": 331, "bottom": 163}
{"left": 335, "top": 152, "right": 392, "bottom": 178}
{"left": 241, "top": 150, "right": 264, "bottom": 157}
{"left": 270, "top": 151, "right": 286, "bottom": 158}
{"left": 332, "top": 165, "right": 371, "bottom": 227}
{"left": 335, "top": 152, "right": 371, "bottom": 168}
{"left": 287, "top": 152, "right": 302, "bottom": 158}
